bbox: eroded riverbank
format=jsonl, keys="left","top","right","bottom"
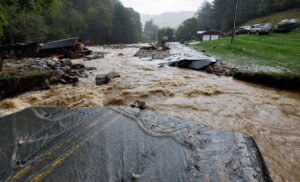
{"left": 0, "top": 43, "right": 299, "bottom": 181}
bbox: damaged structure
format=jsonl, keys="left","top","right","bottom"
{"left": 0, "top": 37, "right": 101, "bottom": 99}
{"left": 0, "top": 37, "right": 92, "bottom": 59}
{"left": 39, "top": 37, "right": 92, "bottom": 58}
{"left": 0, "top": 107, "right": 271, "bottom": 182}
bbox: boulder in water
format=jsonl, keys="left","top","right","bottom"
{"left": 95, "top": 72, "right": 121, "bottom": 86}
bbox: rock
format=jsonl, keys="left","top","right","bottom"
{"left": 85, "top": 53, "right": 104, "bottom": 61}
{"left": 79, "top": 73, "right": 88, "bottom": 78}
{"left": 95, "top": 74, "right": 110, "bottom": 85}
{"left": 140, "top": 45, "right": 157, "bottom": 50}
{"left": 60, "top": 58, "right": 72, "bottom": 66}
{"left": 86, "top": 67, "right": 97, "bottom": 71}
{"left": 49, "top": 74, "right": 61, "bottom": 84}
{"left": 95, "top": 72, "right": 121, "bottom": 86}
{"left": 61, "top": 66, "right": 70, "bottom": 73}
{"left": 46, "top": 60, "right": 56, "bottom": 68}
{"left": 0, "top": 107, "right": 272, "bottom": 182}
{"left": 130, "top": 100, "right": 148, "bottom": 110}
{"left": 107, "top": 72, "right": 121, "bottom": 80}
{"left": 61, "top": 74, "right": 79, "bottom": 84}
{"left": 71, "top": 64, "right": 85, "bottom": 70}
{"left": 118, "top": 53, "right": 124, "bottom": 56}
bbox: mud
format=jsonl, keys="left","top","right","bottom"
{"left": 0, "top": 43, "right": 299, "bottom": 181}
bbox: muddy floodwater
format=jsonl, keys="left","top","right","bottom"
{"left": 0, "top": 44, "right": 299, "bottom": 181}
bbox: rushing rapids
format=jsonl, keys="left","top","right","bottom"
{"left": 0, "top": 43, "right": 299, "bottom": 181}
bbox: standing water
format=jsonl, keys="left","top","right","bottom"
{"left": 0, "top": 43, "right": 299, "bottom": 181}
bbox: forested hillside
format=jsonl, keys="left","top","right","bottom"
{"left": 0, "top": 0, "right": 142, "bottom": 44}
{"left": 197, "top": 0, "right": 300, "bottom": 31}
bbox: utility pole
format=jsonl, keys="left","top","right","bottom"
{"left": 231, "top": 0, "right": 238, "bottom": 45}
{"left": 156, "top": 28, "right": 159, "bottom": 46}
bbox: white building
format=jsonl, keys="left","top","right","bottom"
{"left": 197, "top": 31, "right": 224, "bottom": 42}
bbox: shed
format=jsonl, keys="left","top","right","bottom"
{"left": 197, "top": 31, "right": 224, "bottom": 42}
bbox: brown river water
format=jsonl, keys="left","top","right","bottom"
{"left": 0, "top": 44, "right": 299, "bottom": 181}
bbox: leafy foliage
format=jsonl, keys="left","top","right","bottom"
{"left": 158, "top": 27, "right": 175, "bottom": 42}
{"left": 0, "top": 0, "right": 142, "bottom": 44}
{"left": 176, "top": 18, "right": 198, "bottom": 41}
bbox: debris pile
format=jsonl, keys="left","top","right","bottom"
{"left": 168, "top": 59, "right": 232, "bottom": 76}
{"left": 205, "top": 61, "right": 233, "bottom": 76}
{"left": 134, "top": 44, "right": 171, "bottom": 60}
{"left": 3, "top": 57, "right": 96, "bottom": 84}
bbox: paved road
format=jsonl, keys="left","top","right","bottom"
{"left": 0, "top": 107, "right": 271, "bottom": 182}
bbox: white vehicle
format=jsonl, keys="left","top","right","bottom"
{"left": 235, "top": 25, "right": 251, "bottom": 35}
{"left": 249, "top": 23, "right": 272, "bottom": 35}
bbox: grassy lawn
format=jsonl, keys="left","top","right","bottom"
{"left": 0, "top": 63, "right": 51, "bottom": 79}
{"left": 192, "top": 28, "right": 300, "bottom": 75}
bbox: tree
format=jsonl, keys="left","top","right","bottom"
{"left": 0, "top": 0, "right": 142, "bottom": 45}
{"left": 111, "top": 2, "right": 142, "bottom": 43}
{"left": 0, "top": 0, "right": 57, "bottom": 37}
{"left": 144, "top": 19, "right": 159, "bottom": 41}
{"left": 195, "top": 0, "right": 300, "bottom": 33}
{"left": 158, "top": 27, "right": 175, "bottom": 42}
{"left": 85, "top": 4, "right": 112, "bottom": 43}
{"left": 176, "top": 17, "right": 198, "bottom": 42}
{"left": 196, "top": 1, "right": 214, "bottom": 31}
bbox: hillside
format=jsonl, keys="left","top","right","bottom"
{"left": 192, "top": 10, "right": 300, "bottom": 89}
{"left": 141, "top": 11, "right": 195, "bottom": 28}
{"left": 242, "top": 8, "right": 300, "bottom": 26}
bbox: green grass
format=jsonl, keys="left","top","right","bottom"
{"left": 192, "top": 28, "right": 300, "bottom": 75}
{"left": 0, "top": 63, "right": 51, "bottom": 79}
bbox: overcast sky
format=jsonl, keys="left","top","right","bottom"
{"left": 120, "top": 0, "right": 207, "bottom": 15}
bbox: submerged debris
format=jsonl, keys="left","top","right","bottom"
{"left": 134, "top": 44, "right": 171, "bottom": 60}
{"left": 84, "top": 52, "right": 105, "bottom": 61}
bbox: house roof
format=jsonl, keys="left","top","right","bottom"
{"left": 41, "top": 37, "right": 81, "bottom": 50}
